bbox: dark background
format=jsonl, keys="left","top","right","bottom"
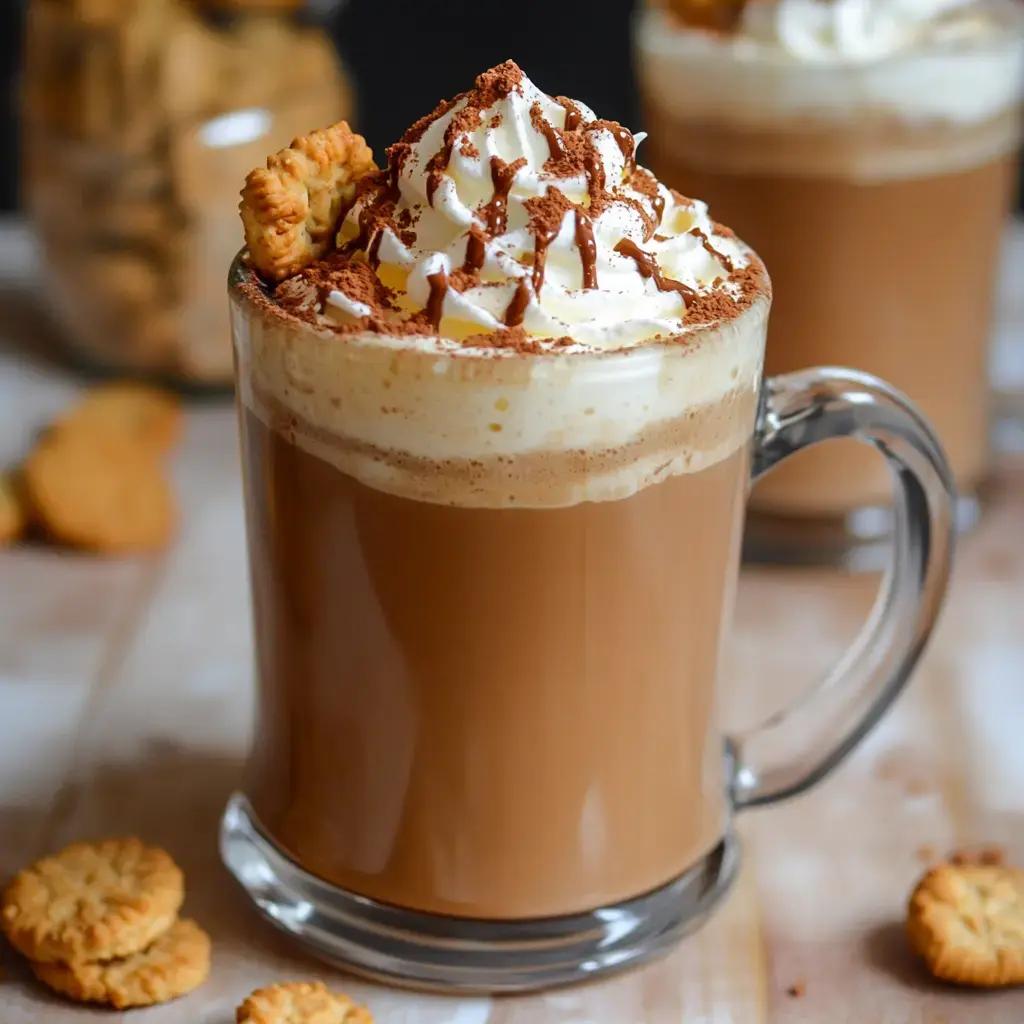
{"left": 0, "top": 0, "right": 1019, "bottom": 211}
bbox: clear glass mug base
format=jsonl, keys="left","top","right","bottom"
{"left": 742, "top": 492, "right": 982, "bottom": 571}
{"left": 220, "top": 792, "right": 741, "bottom": 994}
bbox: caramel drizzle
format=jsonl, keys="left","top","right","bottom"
{"left": 425, "top": 271, "right": 448, "bottom": 329}
{"left": 574, "top": 210, "right": 598, "bottom": 290}
{"left": 690, "top": 228, "right": 734, "bottom": 274}
{"left": 614, "top": 239, "right": 695, "bottom": 307}
{"left": 504, "top": 279, "right": 531, "bottom": 327}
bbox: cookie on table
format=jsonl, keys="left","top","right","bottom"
{"left": 31, "top": 917, "right": 210, "bottom": 1009}
{"left": 1, "top": 837, "right": 184, "bottom": 964}
{"left": 908, "top": 863, "right": 1024, "bottom": 987}
{"left": 236, "top": 981, "right": 374, "bottom": 1024}
{"left": 0, "top": 471, "right": 26, "bottom": 545}
{"left": 58, "top": 382, "right": 183, "bottom": 454}
{"left": 23, "top": 424, "right": 177, "bottom": 552}
{"left": 240, "top": 121, "right": 376, "bottom": 282}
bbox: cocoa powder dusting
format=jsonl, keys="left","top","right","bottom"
{"left": 283, "top": 256, "right": 395, "bottom": 315}
{"left": 463, "top": 326, "right": 573, "bottom": 354}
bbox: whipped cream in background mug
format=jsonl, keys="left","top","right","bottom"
{"left": 741, "top": 0, "right": 997, "bottom": 63}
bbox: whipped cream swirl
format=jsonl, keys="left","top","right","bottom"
{"left": 740, "top": 0, "right": 1000, "bottom": 63}
{"left": 328, "top": 62, "right": 747, "bottom": 350}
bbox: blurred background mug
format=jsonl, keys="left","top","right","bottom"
{"left": 635, "top": 0, "right": 1024, "bottom": 564}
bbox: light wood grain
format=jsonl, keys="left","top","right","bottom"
{"left": 1, "top": 222, "right": 1023, "bottom": 1022}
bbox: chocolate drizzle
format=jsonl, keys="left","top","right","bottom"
{"left": 614, "top": 239, "right": 695, "bottom": 307}
{"left": 531, "top": 226, "right": 557, "bottom": 296}
{"left": 425, "top": 271, "right": 448, "bottom": 329}
{"left": 691, "top": 228, "right": 734, "bottom": 273}
{"left": 652, "top": 193, "right": 666, "bottom": 228}
{"left": 463, "top": 227, "right": 486, "bottom": 273}
{"left": 426, "top": 140, "right": 454, "bottom": 207}
{"left": 486, "top": 156, "right": 520, "bottom": 236}
{"left": 367, "top": 230, "right": 385, "bottom": 269}
{"left": 535, "top": 113, "right": 567, "bottom": 162}
{"left": 583, "top": 143, "right": 606, "bottom": 195}
{"left": 574, "top": 210, "right": 598, "bottom": 290}
{"left": 607, "top": 123, "right": 636, "bottom": 176}
{"left": 504, "top": 279, "right": 531, "bottom": 326}
{"left": 556, "top": 96, "right": 582, "bottom": 132}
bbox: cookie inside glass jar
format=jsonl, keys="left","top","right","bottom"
{"left": 22, "top": 0, "right": 354, "bottom": 388}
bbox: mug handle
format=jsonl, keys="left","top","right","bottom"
{"left": 730, "top": 367, "right": 957, "bottom": 810}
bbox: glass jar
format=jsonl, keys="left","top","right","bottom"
{"left": 21, "top": 0, "right": 353, "bottom": 388}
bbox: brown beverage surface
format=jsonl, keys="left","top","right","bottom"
{"left": 644, "top": 126, "right": 1017, "bottom": 513}
{"left": 240, "top": 406, "right": 748, "bottom": 918}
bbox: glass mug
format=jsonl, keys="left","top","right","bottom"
{"left": 221, "top": 252, "right": 955, "bottom": 992}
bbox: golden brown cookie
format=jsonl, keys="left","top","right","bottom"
{"left": 0, "top": 471, "right": 26, "bottom": 545}
{"left": 907, "top": 863, "right": 1024, "bottom": 987}
{"left": 240, "top": 121, "right": 376, "bottom": 282}
{"left": 23, "top": 426, "right": 177, "bottom": 553}
{"left": 665, "top": 0, "right": 747, "bottom": 30}
{"left": 58, "top": 382, "right": 183, "bottom": 454}
{"left": 30, "top": 917, "right": 210, "bottom": 1009}
{"left": 236, "top": 981, "right": 374, "bottom": 1024}
{"left": 1, "top": 838, "right": 184, "bottom": 964}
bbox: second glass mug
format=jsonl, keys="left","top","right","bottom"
{"left": 222, "top": 253, "right": 955, "bottom": 992}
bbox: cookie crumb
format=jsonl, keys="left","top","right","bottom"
{"left": 786, "top": 982, "right": 806, "bottom": 998}
{"left": 949, "top": 845, "right": 1005, "bottom": 866}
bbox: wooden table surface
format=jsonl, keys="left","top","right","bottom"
{"left": 1, "top": 222, "right": 1022, "bottom": 1024}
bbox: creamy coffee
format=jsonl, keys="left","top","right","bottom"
{"left": 637, "top": 0, "right": 1024, "bottom": 517}
{"left": 232, "top": 62, "right": 771, "bottom": 918}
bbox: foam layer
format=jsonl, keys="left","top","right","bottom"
{"left": 232, "top": 262, "right": 767, "bottom": 508}
{"left": 637, "top": 2, "right": 1024, "bottom": 131}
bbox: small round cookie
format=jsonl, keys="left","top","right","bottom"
{"left": 1, "top": 837, "right": 184, "bottom": 964}
{"left": 240, "top": 121, "right": 376, "bottom": 282}
{"left": 236, "top": 981, "right": 374, "bottom": 1024}
{"left": 0, "top": 471, "right": 26, "bottom": 545}
{"left": 30, "top": 918, "right": 210, "bottom": 1009}
{"left": 908, "top": 863, "right": 1024, "bottom": 987}
{"left": 59, "top": 383, "right": 182, "bottom": 454}
{"left": 23, "top": 426, "right": 177, "bottom": 552}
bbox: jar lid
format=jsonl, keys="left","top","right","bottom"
{"left": 197, "top": 0, "right": 345, "bottom": 9}
{"left": 194, "top": 0, "right": 345, "bottom": 25}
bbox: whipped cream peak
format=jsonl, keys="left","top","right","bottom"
{"left": 302, "top": 60, "right": 756, "bottom": 352}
